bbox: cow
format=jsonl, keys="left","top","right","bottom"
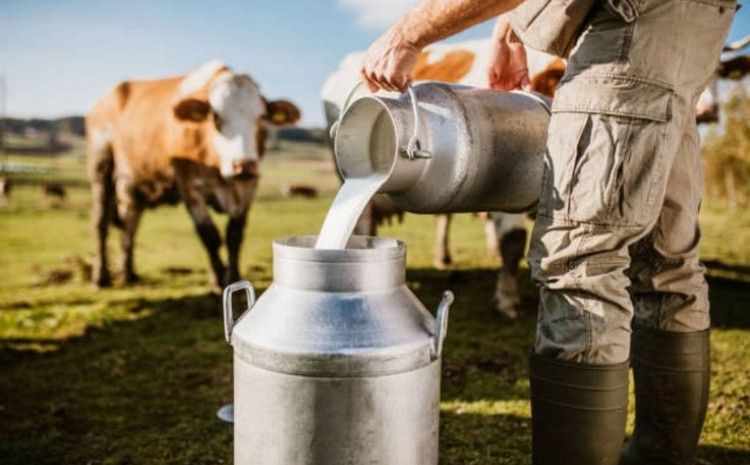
{"left": 322, "top": 39, "right": 565, "bottom": 318}
{"left": 41, "top": 182, "right": 67, "bottom": 201}
{"left": 87, "top": 60, "right": 300, "bottom": 291}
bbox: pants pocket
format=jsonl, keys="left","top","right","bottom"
{"left": 548, "top": 111, "right": 669, "bottom": 227}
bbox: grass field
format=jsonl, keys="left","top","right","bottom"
{"left": 1, "top": 141, "right": 749, "bottom": 464}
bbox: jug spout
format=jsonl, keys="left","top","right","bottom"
{"left": 334, "top": 93, "right": 428, "bottom": 193}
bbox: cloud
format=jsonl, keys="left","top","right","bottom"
{"left": 338, "top": 0, "right": 421, "bottom": 30}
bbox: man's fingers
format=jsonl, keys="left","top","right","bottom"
{"left": 520, "top": 75, "right": 532, "bottom": 92}
{"left": 361, "top": 67, "right": 380, "bottom": 92}
{"left": 390, "top": 73, "right": 410, "bottom": 93}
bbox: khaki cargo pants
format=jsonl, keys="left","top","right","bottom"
{"left": 527, "top": 0, "right": 737, "bottom": 364}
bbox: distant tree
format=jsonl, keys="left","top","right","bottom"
{"left": 56, "top": 116, "right": 85, "bottom": 136}
{"left": 703, "top": 86, "right": 750, "bottom": 209}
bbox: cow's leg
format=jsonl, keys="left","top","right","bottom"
{"left": 186, "top": 201, "right": 226, "bottom": 292}
{"left": 118, "top": 205, "right": 143, "bottom": 284}
{"left": 491, "top": 213, "right": 527, "bottom": 319}
{"left": 481, "top": 213, "right": 499, "bottom": 258}
{"left": 225, "top": 213, "right": 248, "bottom": 286}
{"left": 433, "top": 213, "right": 452, "bottom": 269}
{"left": 90, "top": 157, "right": 115, "bottom": 288}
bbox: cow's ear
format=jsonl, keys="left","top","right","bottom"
{"left": 174, "top": 98, "right": 211, "bottom": 122}
{"left": 265, "top": 100, "right": 301, "bottom": 126}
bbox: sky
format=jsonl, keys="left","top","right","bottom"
{"left": 1, "top": 0, "right": 749, "bottom": 128}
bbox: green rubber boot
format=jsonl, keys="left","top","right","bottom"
{"left": 530, "top": 352, "right": 629, "bottom": 465}
{"left": 621, "top": 324, "right": 711, "bottom": 465}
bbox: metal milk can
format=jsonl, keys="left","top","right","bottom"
{"left": 223, "top": 235, "right": 454, "bottom": 465}
{"left": 332, "top": 83, "right": 551, "bottom": 214}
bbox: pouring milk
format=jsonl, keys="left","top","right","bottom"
{"left": 315, "top": 106, "right": 396, "bottom": 249}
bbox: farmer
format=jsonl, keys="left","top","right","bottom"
{"left": 360, "top": 0, "right": 737, "bottom": 463}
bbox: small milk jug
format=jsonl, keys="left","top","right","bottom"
{"left": 223, "top": 235, "right": 454, "bottom": 465}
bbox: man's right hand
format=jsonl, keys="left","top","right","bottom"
{"left": 360, "top": 29, "right": 421, "bottom": 94}
{"left": 487, "top": 15, "right": 531, "bottom": 91}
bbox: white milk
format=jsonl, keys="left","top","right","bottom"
{"left": 317, "top": 108, "right": 396, "bottom": 249}
{"left": 315, "top": 175, "right": 387, "bottom": 249}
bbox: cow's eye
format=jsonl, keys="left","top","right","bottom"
{"left": 212, "top": 111, "right": 224, "bottom": 132}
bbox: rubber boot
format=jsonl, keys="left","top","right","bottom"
{"left": 530, "top": 351, "right": 629, "bottom": 465}
{"left": 621, "top": 324, "right": 711, "bottom": 465}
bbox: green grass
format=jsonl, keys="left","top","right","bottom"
{"left": 1, "top": 141, "right": 749, "bottom": 464}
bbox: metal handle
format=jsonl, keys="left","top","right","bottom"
{"left": 402, "top": 84, "right": 432, "bottom": 160}
{"left": 223, "top": 279, "right": 256, "bottom": 344}
{"left": 432, "top": 290, "right": 455, "bottom": 360}
{"left": 330, "top": 81, "right": 431, "bottom": 160}
{"left": 329, "top": 81, "right": 367, "bottom": 141}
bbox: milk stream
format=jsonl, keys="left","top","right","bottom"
{"left": 315, "top": 176, "right": 388, "bottom": 249}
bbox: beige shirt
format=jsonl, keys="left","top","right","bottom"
{"left": 508, "top": 0, "right": 642, "bottom": 57}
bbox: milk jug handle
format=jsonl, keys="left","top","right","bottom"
{"left": 432, "top": 290, "right": 455, "bottom": 360}
{"left": 223, "top": 279, "right": 256, "bottom": 344}
{"left": 404, "top": 84, "right": 432, "bottom": 160}
{"left": 329, "top": 81, "right": 368, "bottom": 141}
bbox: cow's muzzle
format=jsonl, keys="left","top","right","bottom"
{"left": 232, "top": 159, "right": 260, "bottom": 179}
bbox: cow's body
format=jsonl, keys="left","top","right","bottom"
{"left": 87, "top": 60, "right": 299, "bottom": 290}
{"left": 322, "top": 40, "right": 564, "bottom": 317}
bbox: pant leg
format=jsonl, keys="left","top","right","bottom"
{"left": 529, "top": 110, "right": 675, "bottom": 364}
{"left": 527, "top": 0, "right": 737, "bottom": 364}
{"left": 628, "top": 108, "right": 711, "bottom": 332}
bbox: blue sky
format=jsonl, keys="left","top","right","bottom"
{"left": 1, "top": 0, "right": 749, "bottom": 127}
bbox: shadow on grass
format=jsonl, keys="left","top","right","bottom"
{"left": 707, "top": 275, "right": 750, "bottom": 329}
{"left": 697, "top": 445, "right": 750, "bottom": 464}
{"left": 704, "top": 259, "right": 750, "bottom": 279}
{"left": 0, "top": 291, "right": 242, "bottom": 465}
{"left": 440, "top": 410, "right": 531, "bottom": 465}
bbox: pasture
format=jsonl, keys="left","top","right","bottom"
{"left": 1, "top": 140, "right": 749, "bottom": 464}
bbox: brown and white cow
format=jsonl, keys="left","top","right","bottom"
{"left": 322, "top": 40, "right": 564, "bottom": 318}
{"left": 87, "top": 60, "right": 300, "bottom": 290}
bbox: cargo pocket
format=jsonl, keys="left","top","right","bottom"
{"left": 548, "top": 77, "right": 674, "bottom": 226}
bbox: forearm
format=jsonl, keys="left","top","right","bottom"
{"left": 394, "top": 0, "right": 525, "bottom": 49}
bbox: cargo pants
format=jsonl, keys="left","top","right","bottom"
{"left": 527, "top": 0, "right": 737, "bottom": 364}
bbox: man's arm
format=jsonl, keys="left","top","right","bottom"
{"left": 360, "top": 0, "right": 526, "bottom": 92}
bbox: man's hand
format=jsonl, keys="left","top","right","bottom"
{"left": 358, "top": 0, "right": 522, "bottom": 94}
{"left": 487, "top": 15, "right": 531, "bottom": 91}
{"left": 360, "top": 30, "right": 421, "bottom": 93}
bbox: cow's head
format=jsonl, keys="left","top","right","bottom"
{"left": 173, "top": 61, "right": 301, "bottom": 179}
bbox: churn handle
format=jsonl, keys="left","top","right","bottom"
{"left": 432, "top": 290, "right": 455, "bottom": 360}
{"left": 329, "top": 81, "right": 367, "bottom": 141}
{"left": 404, "top": 84, "right": 432, "bottom": 160}
{"left": 222, "top": 280, "right": 256, "bottom": 344}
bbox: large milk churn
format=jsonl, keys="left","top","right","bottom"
{"left": 223, "top": 235, "right": 454, "bottom": 465}
{"left": 332, "top": 83, "right": 551, "bottom": 214}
